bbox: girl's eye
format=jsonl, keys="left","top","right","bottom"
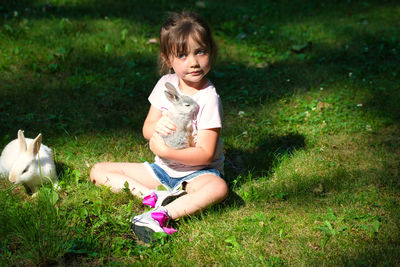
{"left": 178, "top": 53, "right": 186, "bottom": 59}
{"left": 197, "top": 50, "right": 206, "bottom": 55}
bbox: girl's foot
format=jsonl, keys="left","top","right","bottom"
{"left": 143, "top": 188, "right": 186, "bottom": 208}
{"left": 131, "top": 206, "right": 177, "bottom": 243}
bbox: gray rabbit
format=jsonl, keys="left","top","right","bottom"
{"left": 162, "top": 82, "right": 199, "bottom": 149}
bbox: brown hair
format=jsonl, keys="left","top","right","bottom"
{"left": 159, "top": 11, "right": 217, "bottom": 74}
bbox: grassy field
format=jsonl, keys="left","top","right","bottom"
{"left": 1, "top": 0, "right": 399, "bottom": 265}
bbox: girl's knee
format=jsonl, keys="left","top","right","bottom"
{"left": 217, "top": 179, "right": 229, "bottom": 200}
{"left": 210, "top": 177, "right": 229, "bottom": 201}
{"left": 185, "top": 175, "right": 229, "bottom": 202}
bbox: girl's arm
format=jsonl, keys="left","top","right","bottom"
{"left": 149, "top": 128, "right": 220, "bottom": 166}
{"left": 143, "top": 105, "right": 176, "bottom": 140}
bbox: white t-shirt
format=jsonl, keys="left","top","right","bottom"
{"left": 148, "top": 74, "right": 224, "bottom": 177}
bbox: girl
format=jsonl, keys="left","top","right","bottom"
{"left": 90, "top": 11, "right": 228, "bottom": 243}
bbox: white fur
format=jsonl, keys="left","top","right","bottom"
{"left": 0, "top": 130, "right": 57, "bottom": 194}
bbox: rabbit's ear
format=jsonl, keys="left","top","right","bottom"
{"left": 165, "top": 82, "right": 178, "bottom": 94}
{"left": 27, "top": 134, "right": 42, "bottom": 156}
{"left": 18, "top": 130, "right": 27, "bottom": 153}
{"left": 164, "top": 82, "right": 180, "bottom": 103}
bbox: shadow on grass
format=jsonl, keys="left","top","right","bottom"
{"left": 216, "top": 133, "right": 306, "bottom": 209}
{"left": 224, "top": 133, "right": 306, "bottom": 187}
{"left": 0, "top": 48, "right": 157, "bottom": 137}
{"left": 337, "top": 246, "right": 400, "bottom": 266}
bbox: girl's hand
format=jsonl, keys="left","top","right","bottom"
{"left": 155, "top": 114, "right": 176, "bottom": 136}
{"left": 149, "top": 133, "right": 170, "bottom": 157}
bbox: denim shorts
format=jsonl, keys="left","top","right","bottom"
{"left": 144, "top": 162, "right": 221, "bottom": 191}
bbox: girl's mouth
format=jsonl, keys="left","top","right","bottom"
{"left": 190, "top": 70, "right": 202, "bottom": 76}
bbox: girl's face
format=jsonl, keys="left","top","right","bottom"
{"left": 168, "top": 36, "right": 211, "bottom": 89}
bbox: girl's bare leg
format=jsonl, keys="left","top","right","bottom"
{"left": 90, "top": 162, "right": 162, "bottom": 197}
{"left": 164, "top": 174, "right": 228, "bottom": 219}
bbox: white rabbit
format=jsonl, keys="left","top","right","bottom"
{"left": 162, "top": 82, "right": 199, "bottom": 149}
{"left": 0, "top": 130, "right": 57, "bottom": 194}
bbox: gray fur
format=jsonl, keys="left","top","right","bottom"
{"left": 162, "top": 82, "right": 199, "bottom": 149}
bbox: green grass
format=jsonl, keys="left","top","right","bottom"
{"left": 1, "top": 0, "right": 399, "bottom": 265}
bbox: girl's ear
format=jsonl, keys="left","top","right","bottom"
{"left": 161, "top": 53, "right": 172, "bottom": 68}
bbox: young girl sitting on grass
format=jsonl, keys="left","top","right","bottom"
{"left": 90, "top": 11, "right": 228, "bottom": 243}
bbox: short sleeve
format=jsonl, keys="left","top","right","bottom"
{"left": 148, "top": 78, "right": 165, "bottom": 110}
{"left": 148, "top": 74, "right": 179, "bottom": 111}
{"left": 197, "top": 93, "right": 223, "bottom": 130}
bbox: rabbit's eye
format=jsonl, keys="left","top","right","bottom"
{"left": 22, "top": 166, "right": 29, "bottom": 174}
{"left": 185, "top": 104, "right": 190, "bottom": 107}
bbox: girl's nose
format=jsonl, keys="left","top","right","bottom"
{"left": 188, "top": 54, "right": 199, "bottom": 67}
